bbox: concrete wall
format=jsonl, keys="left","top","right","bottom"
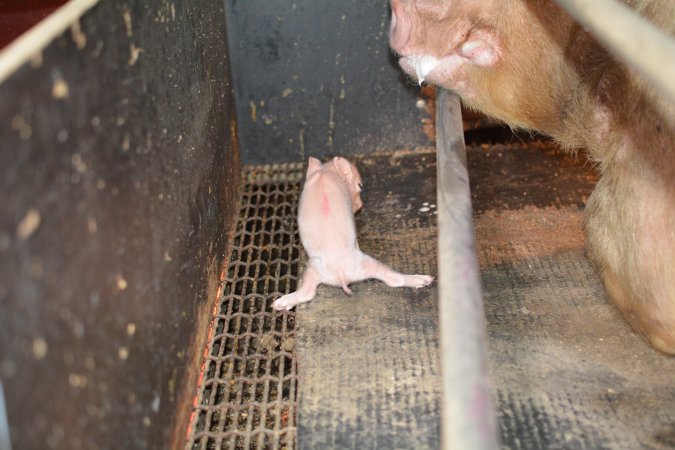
{"left": 225, "top": 0, "right": 431, "bottom": 164}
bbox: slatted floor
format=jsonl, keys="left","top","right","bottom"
{"left": 185, "top": 150, "right": 441, "bottom": 450}
{"left": 186, "top": 162, "right": 304, "bottom": 450}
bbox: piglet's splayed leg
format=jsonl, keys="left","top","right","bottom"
{"left": 272, "top": 156, "right": 434, "bottom": 311}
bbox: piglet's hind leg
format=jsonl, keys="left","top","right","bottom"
{"left": 272, "top": 266, "right": 321, "bottom": 311}
{"left": 360, "top": 254, "right": 433, "bottom": 288}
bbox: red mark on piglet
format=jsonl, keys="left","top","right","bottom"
{"left": 320, "top": 193, "right": 330, "bottom": 215}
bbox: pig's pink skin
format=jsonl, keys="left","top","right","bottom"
{"left": 272, "top": 157, "right": 434, "bottom": 311}
{"left": 388, "top": 0, "right": 675, "bottom": 355}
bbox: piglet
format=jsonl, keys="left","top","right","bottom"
{"left": 272, "top": 156, "right": 434, "bottom": 311}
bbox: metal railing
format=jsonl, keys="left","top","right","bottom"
{"left": 554, "top": 0, "right": 675, "bottom": 106}
{"left": 0, "top": 0, "right": 99, "bottom": 84}
{"left": 436, "top": 89, "right": 499, "bottom": 450}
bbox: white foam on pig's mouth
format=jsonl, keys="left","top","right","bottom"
{"left": 408, "top": 54, "right": 440, "bottom": 85}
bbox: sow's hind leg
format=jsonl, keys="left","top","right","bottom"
{"left": 358, "top": 253, "right": 434, "bottom": 288}
{"left": 586, "top": 166, "right": 675, "bottom": 355}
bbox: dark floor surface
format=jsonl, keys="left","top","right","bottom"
{"left": 470, "top": 140, "right": 675, "bottom": 450}
{"left": 296, "top": 149, "right": 440, "bottom": 450}
{"left": 187, "top": 141, "right": 675, "bottom": 449}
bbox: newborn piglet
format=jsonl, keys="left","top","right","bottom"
{"left": 272, "top": 156, "right": 434, "bottom": 311}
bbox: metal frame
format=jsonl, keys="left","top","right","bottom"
{"left": 554, "top": 0, "right": 675, "bottom": 105}
{"left": 436, "top": 89, "right": 499, "bottom": 450}
{"left": 0, "top": 0, "right": 99, "bottom": 84}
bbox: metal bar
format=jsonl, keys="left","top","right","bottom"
{"left": 0, "top": 0, "right": 100, "bottom": 84}
{"left": 435, "top": 89, "right": 499, "bottom": 450}
{"left": 553, "top": 0, "right": 675, "bottom": 106}
{"left": 0, "top": 382, "right": 11, "bottom": 450}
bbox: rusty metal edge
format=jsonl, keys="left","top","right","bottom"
{"left": 435, "top": 89, "right": 499, "bottom": 450}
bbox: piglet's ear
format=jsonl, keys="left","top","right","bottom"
{"left": 307, "top": 157, "right": 322, "bottom": 177}
{"left": 332, "top": 157, "right": 353, "bottom": 183}
{"left": 459, "top": 28, "right": 499, "bottom": 67}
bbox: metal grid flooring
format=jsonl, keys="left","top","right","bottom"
{"left": 187, "top": 162, "right": 305, "bottom": 450}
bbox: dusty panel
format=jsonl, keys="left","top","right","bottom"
{"left": 186, "top": 163, "right": 304, "bottom": 450}
{"left": 296, "top": 150, "right": 441, "bottom": 449}
{"left": 469, "top": 142, "right": 675, "bottom": 449}
{"left": 0, "top": 1, "right": 240, "bottom": 449}
{"left": 224, "top": 0, "right": 432, "bottom": 164}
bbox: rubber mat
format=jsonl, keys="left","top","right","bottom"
{"left": 469, "top": 140, "right": 675, "bottom": 449}
{"left": 295, "top": 149, "right": 441, "bottom": 450}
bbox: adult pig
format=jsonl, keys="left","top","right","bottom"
{"left": 389, "top": 0, "right": 675, "bottom": 354}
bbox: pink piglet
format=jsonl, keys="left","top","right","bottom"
{"left": 272, "top": 156, "right": 434, "bottom": 311}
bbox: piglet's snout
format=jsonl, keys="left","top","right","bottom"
{"left": 389, "top": 0, "right": 412, "bottom": 52}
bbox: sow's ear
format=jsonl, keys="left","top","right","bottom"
{"left": 306, "top": 157, "right": 322, "bottom": 178}
{"left": 458, "top": 28, "right": 500, "bottom": 67}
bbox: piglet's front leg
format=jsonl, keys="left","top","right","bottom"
{"left": 272, "top": 266, "right": 321, "bottom": 311}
